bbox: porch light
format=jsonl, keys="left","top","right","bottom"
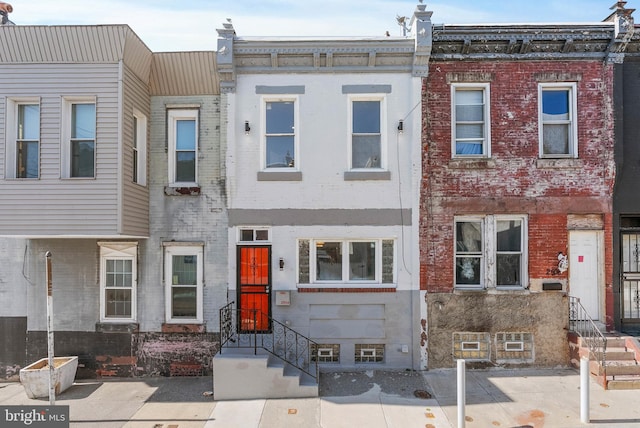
{"left": 279, "top": 257, "right": 284, "bottom": 271}
{"left": 397, "top": 120, "right": 404, "bottom": 133}
{"left": 244, "top": 120, "right": 251, "bottom": 134}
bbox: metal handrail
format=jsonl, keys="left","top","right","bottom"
{"left": 569, "top": 296, "right": 607, "bottom": 367}
{"left": 219, "top": 301, "right": 319, "bottom": 382}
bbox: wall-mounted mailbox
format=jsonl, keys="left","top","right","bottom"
{"left": 542, "top": 282, "right": 563, "bottom": 291}
{"left": 275, "top": 291, "right": 291, "bottom": 306}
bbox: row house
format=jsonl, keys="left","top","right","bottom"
{"left": 1, "top": 2, "right": 638, "bottom": 382}
{"left": 0, "top": 24, "right": 226, "bottom": 378}
{"left": 420, "top": 7, "right": 632, "bottom": 367}
{"left": 216, "top": 4, "right": 430, "bottom": 370}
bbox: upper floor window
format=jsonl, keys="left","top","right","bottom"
{"left": 62, "top": 98, "right": 96, "bottom": 178}
{"left": 164, "top": 244, "right": 204, "bottom": 323}
{"left": 132, "top": 110, "right": 147, "bottom": 186}
{"left": 5, "top": 99, "right": 40, "bottom": 179}
{"left": 99, "top": 242, "right": 137, "bottom": 322}
{"left": 264, "top": 99, "right": 296, "bottom": 169}
{"left": 168, "top": 109, "right": 198, "bottom": 185}
{"left": 451, "top": 84, "right": 490, "bottom": 157}
{"left": 455, "top": 215, "right": 527, "bottom": 290}
{"left": 539, "top": 83, "right": 577, "bottom": 158}
{"left": 351, "top": 98, "right": 384, "bottom": 169}
{"left": 238, "top": 227, "right": 270, "bottom": 243}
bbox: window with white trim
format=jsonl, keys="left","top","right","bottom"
{"left": 62, "top": 98, "right": 96, "bottom": 178}
{"left": 263, "top": 98, "right": 297, "bottom": 169}
{"left": 164, "top": 245, "right": 203, "bottom": 323}
{"left": 350, "top": 97, "right": 385, "bottom": 169}
{"left": 132, "top": 111, "right": 147, "bottom": 185}
{"left": 238, "top": 227, "right": 270, "bottom": 243}
{"left": 99, "top": 242, "right": 137, "bottom": 322}
{"left": 5, "top": 99, "right": 40, "bottom": 179}
{"left": 538, "top": 83, "right": 577, "bottom": 158}
{"left": 168, "top": 109, "right": 198, "bottom": 185}
{"left": 298, "top": 239, "right": 394, "bottom": 285}
{"left": 454, "top": 215, "right": 527, "bottom": 289}
{"left": 451, "top": 84, "right": 490, "bottom": 157}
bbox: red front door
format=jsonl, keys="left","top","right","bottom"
{"left": 237, "top": 246, "right": 271, "bottom": 332}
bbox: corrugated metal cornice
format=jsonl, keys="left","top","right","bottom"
{"left": 150, "top": 51, "right": 219, "bottom": 96}
{"left": 0, "top": 24, "right": 145, "bottom": 63}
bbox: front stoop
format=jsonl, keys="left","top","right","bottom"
{"left": 572, "top": 334, "right": 640, "bottom": 390}
{"left": 212, "top": 347, "right": 318, "bottom": 400}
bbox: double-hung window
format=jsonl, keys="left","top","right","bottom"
{"left": 62, "top": 99, "right": 96, "bottom": 178}
{"left": 99, "top": 242, "right": 137, "bottom": 322}
{"left": 164, "top": 244, "right": 204, "bottom": 323}
{"left": 264, "top": 99, "right": 296, "bottom": 169}
{"left": 132, "top": 110, "right": 147, "bottom": 185}
{"left": 168, "top": 109, "right": 198, "bottom": 185}
{"left": 451, "top": 84, "right": 490, "bottom": 157}
{"left": 539, "top": 83, "right": 577, "bottom": 157}
{"left": 351, "top": 98, "right": 384, "bottom": 169}
{"left": 454, "top": 216, "right": 527, "bottom": 289}
{"left": 5, "top": 99, "right": 40, "bottom": 179}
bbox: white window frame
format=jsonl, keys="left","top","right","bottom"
{"left": 538, "top": 82, "right": 578, "bottom": 158}
{"left": 5, "top": 98, "right": 40, "bottom": 179}
{"left": 61, "top": 97, "right": 96, "bottom": 179}
{"left": 309, "top": 238, "right": 385, "bottom": 285}
{"left": 164, "top": 244, "right": 204, "bottom": 324}
{"left": 167, "top": 109, "right": 199, "bottom": 186}
{"left": 98, "top": 242, "right": 138, "bottom": 323}
{"left": 132, "top": 110, "right": 147, "bottom": 186}
{"left": 237, "top": 227, "right": 271, "bottom": 243}
{"left": 451, "top": 83, "right": 491, "bottom": 158}
{"left": 261, "top": 96, "right": 299, "bottom": 171}
{"left": 454, "top": 215, "right": 528, "bottom": 290}
{"left": 348, "top": 95, "right": 387, "bottom": 170}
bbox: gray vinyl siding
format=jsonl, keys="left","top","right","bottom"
{"left": 121, "top": 65, "right": 151, "bottom": 237}
{"left": 0, "top": 63, "right": 121, "bottom": 236}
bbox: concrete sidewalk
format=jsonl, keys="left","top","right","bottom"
{"left": 2, "top": 368, "right": 640, "bottom": 427}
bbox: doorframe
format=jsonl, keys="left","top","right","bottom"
{"left": 568, "top": 230, "right": 604, "bottom": 321}
{"left": 236, "top": 245, "right": 272, "bottom": 332}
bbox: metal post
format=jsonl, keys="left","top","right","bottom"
{"left": 580, "top": 356, "right": 590, "bottom": 424}
{"left": 457, "top": 358, "right": 466, "bottom": 428}
{"left": 45, "top": 251, "right": 55, "bottom": 406}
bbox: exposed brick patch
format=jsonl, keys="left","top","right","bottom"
{"left": 170, "top": 361, "right": 203, "bottom": 376}
{"left": 161, "top": 323, "right": 206, "bottom": 333}
{"left": 163, "top": 186, "right": 201, "bottom": 196}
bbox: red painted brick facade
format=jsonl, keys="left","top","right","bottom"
{"left": 421, "top": 60, "right": 614, "bottom": 325}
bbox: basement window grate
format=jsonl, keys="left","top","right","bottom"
{"left": 495, "top": 332, "right": 534, "bottom": 363}
{"left": 355, "top": 344, "right": 384, "bottom": 363}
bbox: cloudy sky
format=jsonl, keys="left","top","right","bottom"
{"left": 7, "top": 0, "right": 624, "bottom": 51}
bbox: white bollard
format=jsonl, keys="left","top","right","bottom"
{"left": 580, "top": 356, "right": 590, "bottom": 424}
{"left": 457, "top": 358, "right": 466, "bottom": 428}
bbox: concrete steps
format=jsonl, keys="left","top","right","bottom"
{"left": 212, "top": 347, "right": 319, "bottom": 400}
{"left": 576, "top": 335, "right": 640, "bottom": 390}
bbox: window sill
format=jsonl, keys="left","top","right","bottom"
{"left": 453, "top": 287, "right": 530, "bottom": 295}
{"left": 297, "top": 283, "right": 396, "bottom": 292}
{"left": 164, "top": 186, "right": 201, "bottom": 196}
{"left": 95, "top": 322, "right": 139, "bottom": 333}
{"left": 536, "top": 158, "right": 582, "bottom": 169}
{"left": 448, "top": 158, "right": 496, "bottom": 169}
{"left": 161, "top": 323, "right": 205, "bottom": 333}
{"left": 257, "top": 171, "right": 302, "bottom": 181}
{"left": 343, "top": 170, "right": 391, "bottom": 181}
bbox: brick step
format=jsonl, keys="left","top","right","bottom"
{"left": 602, "top": 362, "right": 640, "bottom": 376}
{"left": 592, "top": 348, "right": 636, "bottom": 361}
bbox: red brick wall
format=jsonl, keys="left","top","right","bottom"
{"left": 420, "top": 60, "right": 614, "bottom": 295}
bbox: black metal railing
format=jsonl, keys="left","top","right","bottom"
{"left": 219, "top": 301, "right": 319, "bottom": 381}
{"left": 569, "top": 296, "right": 607, "bottom": 367}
